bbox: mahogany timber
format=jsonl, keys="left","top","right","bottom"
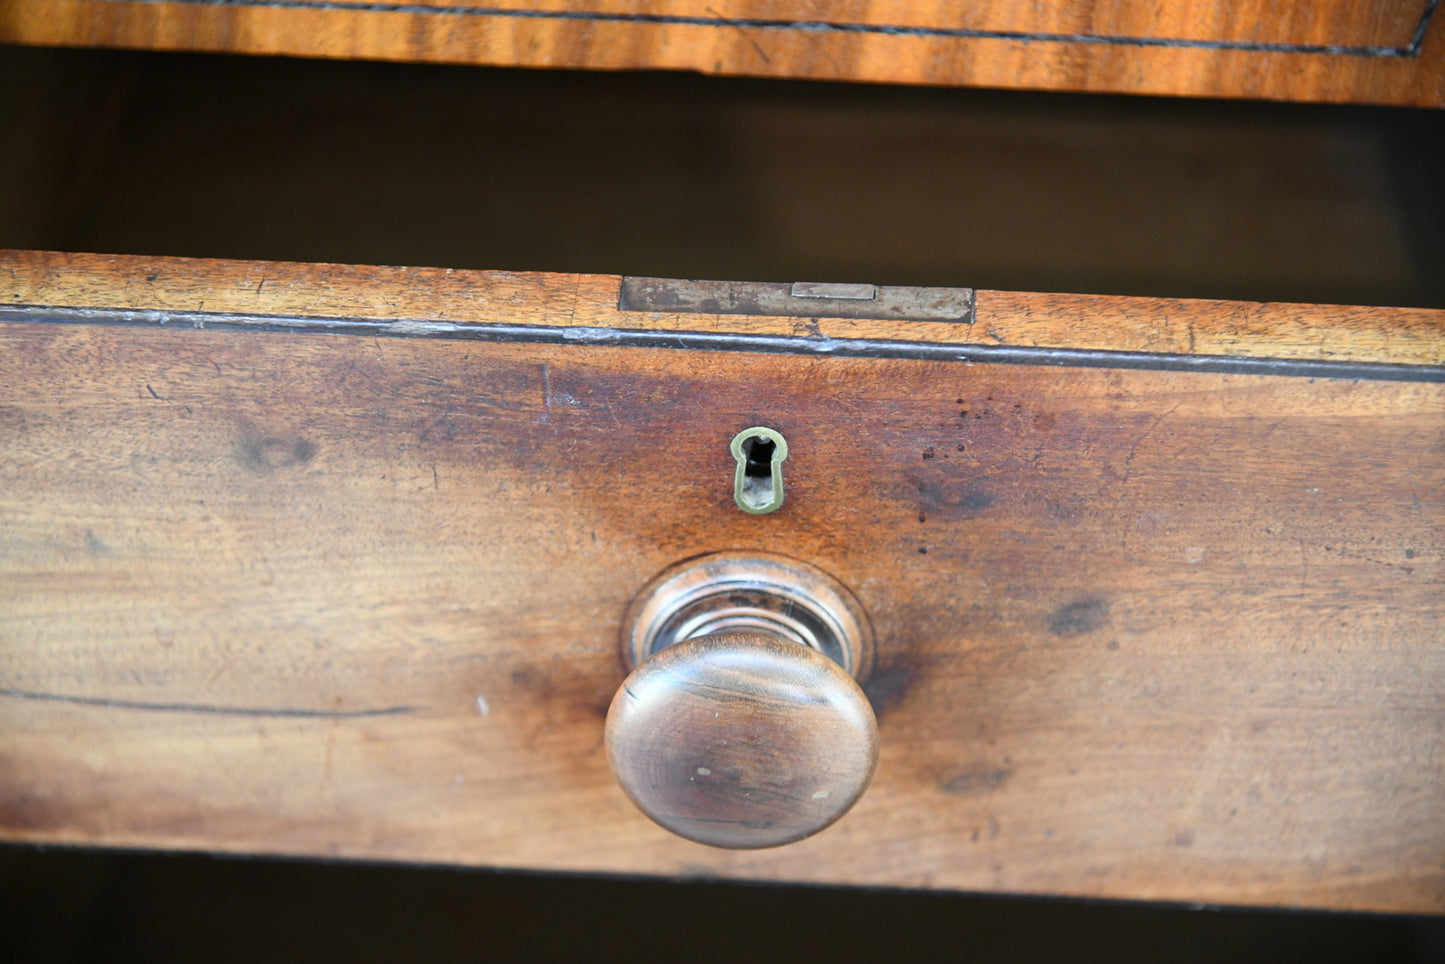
{"left": 0, "top": 0, "right": 1441, "bottom": 106}
{"left": 0, "top": 250, "right": 1442, "bottom": 913}
{"left": 2, "top": 251, "right": 1441, "bottom": 367}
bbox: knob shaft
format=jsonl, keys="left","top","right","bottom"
{"left": 605, "top": 631, "right": 879, "bottom": 849}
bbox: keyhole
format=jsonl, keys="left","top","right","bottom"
{"left": 742, "top": 437, "right": 775, "bottom": 477}
{"left": 730, "top": 427, "right": 789, "bottom": 515}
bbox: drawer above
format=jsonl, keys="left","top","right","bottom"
{"left": 3, "top": 0, "right": 1443, "bottom": 104}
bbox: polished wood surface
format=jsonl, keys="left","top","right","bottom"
{"left": 38, "top": 0, "right": 1424, "bottom": 46}
{"left": 606, "top": 632, "right": 878, "bottom": 849}
{"left": 1, "top": 0, "right": 1441, "bottom": 105}
{"left": 0, "top": 251, "right": 1442, "bottom": 912}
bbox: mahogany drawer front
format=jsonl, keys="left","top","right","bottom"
{"left": 2, "top": 0, "right": 1442, "bottom": 106}
{"left": 0, "top": 251, "right": 1441, "bottom": 913}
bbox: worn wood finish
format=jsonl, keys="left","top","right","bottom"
{"left": 27, "top": 0, "right": 1429, "bottom": 47}
{"left": 4, "top": 251, "right": 1443, "bottom": 367}
{"left": 0, "top": 252, "right": 1443, "bottom": 912}
{"left": 1, "top": 0, "right": 1441, "bottom": 105}
{"left": 606, "top": 632, "right": 879, "bottom": 849}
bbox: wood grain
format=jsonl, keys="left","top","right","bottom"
{"left": 1, "top": 0, "right": 1441, "bottom": 106}
{"left": 0, "top": 252, "right": 1442, "bottom": 912}
{"left": 61, "top": 0, "right": 1427, "bottom": 47}
{"left": 606, "top": 631, "right": 878, "bottom": 849}
{"left": 4, "top": 251, "right": 1443, "bottom": 367}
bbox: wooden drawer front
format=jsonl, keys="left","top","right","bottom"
{"left": 0, "top": 252, "right": 1441, "bottom": 913}
{"left": 2, "top": 0, "right": 1441, "bottom": 105}
{"left": 76, "top": 0, "right": 1427, "bottom": 48}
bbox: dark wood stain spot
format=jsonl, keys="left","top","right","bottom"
{"left": 1044, "top": 498, "right": 1083, "bottom": 524}
{"left": 960, "top": 490, "right": 995, "bottom": 512}
{"left": 510, "top": 666, "right": 548, "bottom": 694}
{"left": 940, "top": 765, "right": 1012, "bottom": 796}
{"left": 910, "top": 476, "right": 997, "bottom": 518}
{"left": 511, "top": 663, "right": 610, "bottom": 724}
{"left": 237, "top": 434, "right": 318, "bottom": 473}
{"left": 1049, "top": 596, "right": 1111, "bottom": 636}
{"left": 84, "top": 529, "right": 110, "bottom": 555}
{"left": 861, "top": 661, "right": 915, "bottom": 719}
{"left": 1173, "top": 829, "right": 1195, "bottom": 847}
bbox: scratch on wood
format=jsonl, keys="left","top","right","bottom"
{"left": 602, "top": 398, "right": 622, "bottom": 429}
{"left": 706, "top": 5, "right": 772, "bottom": 62}
{"left": 1120, "top": 403, "right": 1179, "bottom": 484}
{"left": 541, "top": 363, "right": 553, "bottom": 422}
{"left": 0, "top": 686, "right": 415, "bottom": 719}
{"left": 206, "top": 658, "right": 234, "bottom": 687}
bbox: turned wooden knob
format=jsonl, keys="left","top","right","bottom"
{"left": 605, "top": 630, "right": 879, "bottom": 849}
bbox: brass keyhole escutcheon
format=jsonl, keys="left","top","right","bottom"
{"left": 606, "top": 553, "right": 877, "bottom": 849}
{"left": 731, "top": 427, "right": 788, "bottom": 514}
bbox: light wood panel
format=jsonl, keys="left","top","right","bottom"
{"left": 84, "top": 0, "right": 1426, "bottom": 47}
{"left": 1, "top": 0, "right": 1441, "bottom": 105}
{"left": 0, "top": 252, "right": 1442, "bottom": 913}
{"left": 4, "top": 251, "right": 1442, "bottom": 366}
